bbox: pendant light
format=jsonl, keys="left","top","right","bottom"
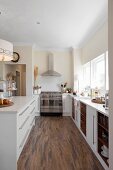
{"left": 0, "top": 39, "right": 13, "bottom": 61}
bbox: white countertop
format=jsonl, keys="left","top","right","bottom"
{"left": 0, "top": 96, "right": 35, "bottom": 113}
{"left": 63, "top": 93, "right": 109, "bottom": 117}
{"left": 79, "top": 98, "right": 109, "bottom": 117}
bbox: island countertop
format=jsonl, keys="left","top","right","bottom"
{"left": 0, "top": 96, "right": 35, "bottom": 113}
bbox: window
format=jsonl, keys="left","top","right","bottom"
{"left": 91, "top": 54, "right": 105, "bottom": 89}
{"left": 83, "top": 62, "right": 91, "bottom": 89}
{"left": 80, "top": 51, "right": 109, "bottom": 94}
{"left": 106, "top": 51, "right": 109, "bottom": 90}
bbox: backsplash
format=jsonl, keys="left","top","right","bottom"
{"left": 36, "top": 76, "right": 63, "bottom": 91}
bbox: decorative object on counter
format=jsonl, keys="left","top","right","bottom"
{"left": 91, "top": 98, "right": 105, "bottom": 104}
{"left": 0, "top": 39, "right": 13, "bottom": 61}
{"left": 73, "top": 91, "right": 77, "bottom": 95}
{"left": 61, "top": 82, "right": 67, "bottom": 93}
{"left": 0, "top": 80, "right": 7, "bottom": 92}
{"left": 66, "top": 88, "right": 72, "bottom": 93}
{"left": 91, "top": 87, "right": 100, "bottom": 99}
{"left": 33, "top": 85, "right": 41, "bottom": 94}
{"left": 0, "top": 99, "right": 13, "bottom": 107}
{"left": 34, "top": 65, "right": 38, "bottom": 87}
{"left": 11, "top": 52, "right": 20, "bottom": 62}
{"left": 105, "top": 91, "right": 109, "bottom": 110}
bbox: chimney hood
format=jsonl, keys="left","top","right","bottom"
{"left": 41, "top": 53, "right": 61, "bottom": 77}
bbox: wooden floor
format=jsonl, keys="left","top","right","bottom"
{"left": 18, "top": 117, "right": 104, "bottom": 170}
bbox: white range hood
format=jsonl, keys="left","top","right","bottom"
{"left": 41, "top": 53, "right": 61, "bottom": 77}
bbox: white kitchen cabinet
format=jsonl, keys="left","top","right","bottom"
{"left": 34, "top": 94, "right": 40, "bottom": 116}
{"left": 74, "top": 99, "right": 80, "bottom": 128}
{"left": 62, "top": 94, "right": 72, "bottom": 116}
{"left": 86, "top": 105, "right": 97, "bottom": 152}
{"left": 0, "top": 97, "right": 36, "bottom": 170}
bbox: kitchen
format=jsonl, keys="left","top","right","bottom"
{"left": 0, "top": 0, "right": 113, "bottom": 170}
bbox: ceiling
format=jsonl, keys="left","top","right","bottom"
{"left": 0, "top": 0, "right": 108, "bottom": 49}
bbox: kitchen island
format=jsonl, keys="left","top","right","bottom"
{"left": 0, "top": 96, "right": 37, "bottom": 170}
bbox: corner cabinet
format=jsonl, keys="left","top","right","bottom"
{"left": 86, "top": 106, "right": 97, "bottom": 151}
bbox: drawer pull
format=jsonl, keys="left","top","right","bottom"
{"left": 30, "top": 100, "right": 35, "bottom": 105}
{"left": 30, "top": 118, "right": 35, "bottom": 126}
{"left": 19, "top": 129, "right": 29, "bottom": 149}
{"left": 19, "top": 106, "right": 29, "bottom": 116}
{"left": 30, "top": 107, "right": 35, "bottom": 114}
{"left": 19, "top": 116, "right": 30, "bottom": 130}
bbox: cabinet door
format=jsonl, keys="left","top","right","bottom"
{"left": 34, "top": 95, "right": 40, "bottom": 115}
{"left": 72, "top": 98, "right": 75, "bottom": 119}
{"left": 62, "top": 95, "right": 66, "bottom": 114}
{"left": 62, "top": 94, "right": 72, "bottom": 116}
{"left": 86, "top": 106, "right": 97, "bottom": 151}
{"left": 80, "top": 102, "right": 86, "bottom": 136}
{"left": 75, "top": 100, "right": 80, "bottom": 128}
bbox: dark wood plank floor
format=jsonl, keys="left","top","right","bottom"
{"left": 18, "top": 117, "right": 104, "bottom": 170}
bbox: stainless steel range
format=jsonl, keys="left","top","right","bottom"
{"left": 40, "top": 92, "right": 62, "bottom": 116}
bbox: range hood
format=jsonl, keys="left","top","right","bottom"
{"left": 41, "top": 53, "right": 61, "bottom": 77}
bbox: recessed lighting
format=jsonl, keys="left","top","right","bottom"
{"left": 36, "top": 22, "right": 40, "bottom": 25}
{"left": 0, "top": 11, "right": 2, "bottom": 15}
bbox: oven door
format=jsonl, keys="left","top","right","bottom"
{"left": 40, "top": 98, "right": 62, "bottom": 113}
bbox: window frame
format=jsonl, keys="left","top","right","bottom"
{"left": 80, "top": 51, "right": 109, "bottom": 92}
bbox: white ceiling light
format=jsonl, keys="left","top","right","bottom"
{"left": 0, "top": 39, "right": 13, "bottom": 61}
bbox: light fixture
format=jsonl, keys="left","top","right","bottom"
{"left": 0, "top": 39, "right": 13, "bottom": 61}
{"left": 36, "top": 21, "right": 40, "bottom": 25}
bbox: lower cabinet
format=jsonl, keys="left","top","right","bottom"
{"left": 86, "top": 106, "right": 97, "bottom": 151}
{"left": 72, "top": 98, "right": 80, "bottom": 128}
{"left": 80, "top": 102, "right": 86, "bottom": 136}
{"left": 17, "top": 99, "right": 36, "bottom": 159}
{"left": 62, "top": 94, "right": 72, "bottom": 116}
{"left": 97, "top": 112, "right": 109, "bottom": 167}
{"left": 34, "top": 94, "right": 40, "bottom": 116}
{"left": 0, "top": 97, "right": 37, "bottom": 170}
{"left": 72, "top": 98, "right": 75, "bottom": 119}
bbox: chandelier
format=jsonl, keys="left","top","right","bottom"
{"left": 0, "top": 39, "right": 13, "bottom": 61}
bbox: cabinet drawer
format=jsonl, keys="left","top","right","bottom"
{"left": 29, "top": 106, "right": 35, "bottom": 125}
{"left": 17, "top": 100, "right": 35, "bottom": 128}
{"left": 30, "top": 100, "right": 36, "bottom": 111}
{"left": 17, "top": 115, "right": 30, "bottom": 157}
{"left": 17, "top": 105, "right": 30, "bottom": 128}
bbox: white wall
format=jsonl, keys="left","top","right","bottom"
{"left": 3, "top": 64, "right": 26, "bottom": 96}
{"left": 33, "top": 49, "right": 73, "bottom": 91}
{"left": 11, "top": 46, "right": 33, "bottom": 96}
{"left": 108, "top": 0, "right": 113, "bottom": 169}
{"left": 72, "top": 48, "right": 82, "bottom": 92}
{"left": 0, "top": 62, "right": 3, "bottom": 80}
{"left": 81, "top": 21, "right": 108, "bottom": 64}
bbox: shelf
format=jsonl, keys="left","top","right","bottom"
{"left": 98, "top": 111, "right": 109, "bottom": 167}
{"left": 98, "top": 150, "right": 109, "bottom": 166}
{"left": 98, "top": 123, "right": 108, "bottom": 132}
{"left": 98, "top": 137, "right": 108, "bottom": 147}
